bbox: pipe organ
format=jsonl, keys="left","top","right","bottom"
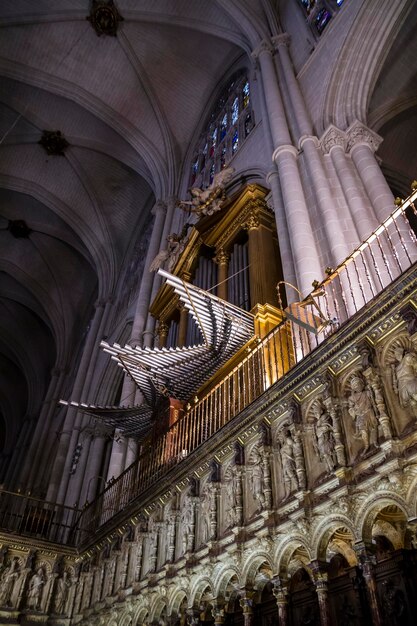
{"left": 150, "top": 184, "right": 284, "bottom": 350}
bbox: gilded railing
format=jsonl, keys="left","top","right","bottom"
{"left": 76, "top": 188, "right": 417, "bottom": 542}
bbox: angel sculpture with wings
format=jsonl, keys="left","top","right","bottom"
{"left": 149, "top": 223, "right": 192, "bottom": 273}
{"left": 178, "top": 167, "right": 234, "bottom": 217}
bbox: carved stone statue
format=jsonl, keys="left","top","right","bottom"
{"left": 0, "top": 557, "right": 20, "bottom": 606}
{"left": 224, "top": 464, "right": 241, "bottom": 528}
{"left": 54, "top": 571, "right": 71, "bottom": 614}
{"left": 149, "top": 233, "right": 186, "bottom": 272}
{"left": 347, "top": 373, "right": 378, "bottom": 453}
{"left": 181, "top": 496, "right": 194, "bottom": 554}
{"left": 278, "top": 430, "right": 299, "bottom": 497}
{"left": 27, "top": 567, "right": 45, "bottom": 610}
{"left": 200, "top": 485, "right": 211, "bottom": 542}
{"left": 312, "top": 401, "right": 336, "bottom": 473}
{"left": 392, "top": 345, "right": 417, "bottom": 415}
{"left": 178, "top": 167, "right": 234, "bottom": 217}
{"left": 248, "top": 445, "right": 266, "bottom": 510}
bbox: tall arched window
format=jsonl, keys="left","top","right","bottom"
{"left": 190, "top": 72, "right": 254, "bottom": 188}
{"left": 298, "top": 0, "right": 345, "bottom": 36}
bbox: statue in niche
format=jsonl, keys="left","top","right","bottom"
{"left": 248, "top": 445, "right": 266, "bottom": 511}
{"left": 181, "top": 496, "right": 193, "bottom": 554}
{"left": 347, "top": 373, "right": 378, "bottom": 453}
{"left": 200, "top": 485, "right": 211, "bottom": 542}
{"left": 0, "top": 557, "right": 20, "bottom": 606}
{"left": 224, "top": 464, "right": 241, "bottom": 528}
{"left": 166, "top": 514, "right": 176, "bottom": 562}
{"left": 392, "top": 344, "right": 417, "bottom": 416}
{"left": 277, "top": 430, "right": 299, "bottom": 497}
{"left": 178, "top": 167, "right": 234, "bottom": 217}
{"left": 54, "top": 571, "right": 72, "bottom": 615}
{"left": 26, "top": 567, "right": 45, "bottom": 611}
{"left": 312, "top": 400, "right": 336, "bottom": 473}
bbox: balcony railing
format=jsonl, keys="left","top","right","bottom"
{"left": 1, "top": 189, "right": 416, "bottom": 548}
{"left": 74, "top": 189, "right": 417, "bottom": 542}
{"left": 0, "top": 490, "right": 81, "bottom": 546}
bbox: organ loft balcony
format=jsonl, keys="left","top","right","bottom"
{"left": 0, "top": 182, "right": 417, "bottom": 587}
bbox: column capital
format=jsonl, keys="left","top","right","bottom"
{"left": 242, "top": 212, "right": 260, "bottom": 231}
{"left": 272, "top": 144, "right": 298, "bottom": 163}
{"left": 214, "top": 248, "right": 230, "bottom": 265}
{"left": 346, "top": 120, "right": 382, "bottom": 154}
{"left": 320, "top": 124, "right": 347, "bottom": 154}
{"left": 152, "top": 199, "right": 167, "bottom": 216}
{"left": 272, "top": 33, "right": 291, "bottom": 49}
{"left": 299, "top": 134, "right": 320, "bottom": 151}
{"left": 251, "top": 38, "right": 274, "bottom": 61}
{"left": 157, "top": 320, "right": 169, "bottom": 337}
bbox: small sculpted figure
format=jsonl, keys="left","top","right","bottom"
{"left": 347, "top": 373, "right": 378, "bottom": 453}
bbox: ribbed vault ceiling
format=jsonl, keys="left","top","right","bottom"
{"left": 0, "top": 0, "right": 263, "bottom": 457}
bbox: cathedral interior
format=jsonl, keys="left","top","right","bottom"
{"left": 0, "top": 0, "right": 417, "bottom": 624}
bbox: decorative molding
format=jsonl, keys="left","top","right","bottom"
{"left": 87, "top": 0, "right": 123, "bottom": 37}
{"left": 320, "top": 124, "right": 347, "bottom": 154}
{"left": 346, "top": 120, "right": 382, "bottom": 153}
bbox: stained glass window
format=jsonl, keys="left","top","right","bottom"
{"left": 231, "top": 97, "right": 239, "bottom": 124}
{"left": 242, "top": 81, "right": 250, "bottom": 108}
{"left": 315, "top": 8, "right": 332, "bottom": 33}
{"left": 189, "top": 72, "right": 253, "bottom": 188}
{"left": 232, "top": 130, "right": 239, "bottom": 154}
{"left": 297, "top": 1, "right": 344, "bottom": 36}
{"left": 220, "top": 113, "right": 228, "bottom": 141}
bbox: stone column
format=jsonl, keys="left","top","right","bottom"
{"left": 354, "top": 542, "right": 382, "bottom": 626}
{"left": 142, "top": 196, "right": 178, "bottom": 348}
{"left": 239, "top": 589, "right": 255, "bottom": 626}
{"left": 272, "top": 577, "right": 288, "bottom": 626}
{"left": 20, "top": 366, "right": 64, "bottom": 491}
{"left": 214, "top": 248, "right": 230, "bottom": 302}
{"left": 106, "top": 434, "right": 127, "bottom": 482}
{"left": 266, "top": 169, "right": 297, "bottom": 298}
{"left": 300, "top": 134, "right": 352, "bottom": 266}
{"left": 320, "top": 126, "right": 376, "bottom": 240}
{"left": 46, "top": 300, "right": 107, "bottom": 504}
{"left": 130, "top": 200, "right": 167, "bottom": 348}
{"left": 311, "top": 561, "right": 330, "bottom": 626}
{"left": 252, "top": 39, "right": 321, "bottom": 296}
{"left": 272, "top": 34, "right": 312, "bottom": 139}
{"left": 347, "top": 121, "right": 417, "bottom": 265}
{"left": 78, "top": 429, "right": 108, "bottom": 505}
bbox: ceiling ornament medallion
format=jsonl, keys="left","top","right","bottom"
{"left": 8, "top": 220, "right": 32, "bottom": 239}
{"left": 38, "top": 130, "right": 69, "bottom": 156}
{"left": 87, "top": 0, "right": 123, "bottom": 37}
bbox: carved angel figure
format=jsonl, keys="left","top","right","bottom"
{"left": 392, "top": 345, "right": 417, "bottom": 415}
{"left": 0, "top": 558, "right": 20, "bottom": 607}
{"left": 178, "top": 167, "right": 234, "bottom": 217}
{"left": 312, "top": 401, "right": 336, "bottom": 473}
{"left": 149, "top": 233, "right": 185, "bottom": 272}
{"left": 149, "top": 222, "right": 192, "bottom": 273}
